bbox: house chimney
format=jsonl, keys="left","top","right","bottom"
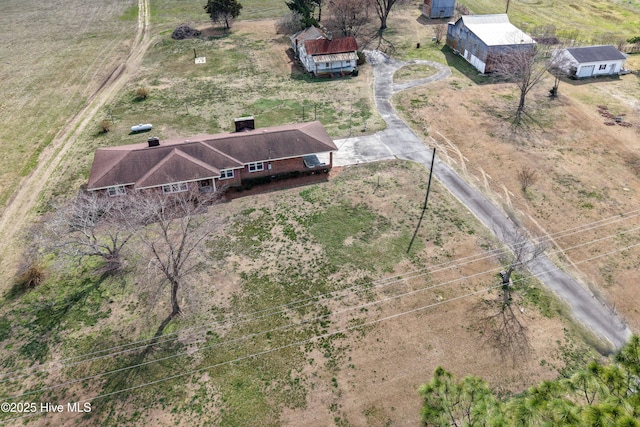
{"left": 234, "top": 116, "right": 255, "bottom": 132}
{"left": 147, "top": 136, "right": 160, "bottom": 147}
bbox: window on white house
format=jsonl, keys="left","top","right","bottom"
{"left": 219, "top": 169, "right": 234, "bottom": 179}
{"left": 599, "top": 64, "right": 607, "bottom": 70}
{"left": 107, "top": 185, "right": 126, "bottom": 196}
{"left": 247, "top": 162, "right": 264, "bottom": 172}
{"left": 162, "top": 182, "right": 188, "bottom": 194}
{"left": 325, "top": 62, "right": 330, "bottom": 67}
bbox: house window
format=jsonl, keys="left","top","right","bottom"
{"left": 247, "top": 162, "right": 264, "bottom": 172}
{"left": 107, "top": 185, "right": 126, "bottom": 197}
{"left": 598, "top": 64, "right": 607, "bottom": 70}
{"left": 219, "top": 169, "right": 234, "bottom": 179}
{"left": 162, "top": 182, "right": 188, "bottom": 194}
{"left": 325, "top": 62, "right": 330, "bottom": 67}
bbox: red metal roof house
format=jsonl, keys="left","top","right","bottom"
{"left": 298, "top": 36, "right": 358, "bottom": 76}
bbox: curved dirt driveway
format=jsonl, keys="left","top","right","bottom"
{"left": 0, "top": 0, "right": 152, "bottom": 279}
{"left": 335, "top": 50, "right": 632, "bottom": 350}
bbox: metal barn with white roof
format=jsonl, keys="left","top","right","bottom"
{"left": 446, "top": 14, "right": 536, "bottom": 73}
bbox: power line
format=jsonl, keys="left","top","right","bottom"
{"left": 2, "top": 209, "right": 639, "bottom": 384}
{"left": 4, "top": 238, "right": 638, "bottom": 426}
{"left": 3, "top": 232, "right": 639, "bottom": 404}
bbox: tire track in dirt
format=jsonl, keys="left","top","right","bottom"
{"left": 0, "top": 0, "right": 151, "bottom": 280}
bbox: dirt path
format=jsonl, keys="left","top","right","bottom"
{"left": 0, "top": 0, "right": 152, "bottom": 281}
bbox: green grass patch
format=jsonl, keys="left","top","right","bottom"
{"left": 151, "top": 0, "right": 288, "bottom": 26}
{"left": 1, "top": 263, "right": 115, "bottom": 366}
{"left": 513, "top": 273, "right": 561, "bottom": 318}
{"left": 393, "top": 63, "right": 437, "bottom": 83}
{"left": 463, "top": 0, "right": 640, "bottom": 38}
{"left": 119, "top": 4, "right": 139, "bottom": 21}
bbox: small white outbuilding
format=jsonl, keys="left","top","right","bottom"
{"left": 553, "top": 45, "right": 627, "bottom": 78}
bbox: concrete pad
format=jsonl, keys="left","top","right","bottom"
{"left": 333, "top": 135, "right": 396, "bottom": 166}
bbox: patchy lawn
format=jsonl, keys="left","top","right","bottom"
{"left": 0, "top": 161, "right": 576, "bottom": 426}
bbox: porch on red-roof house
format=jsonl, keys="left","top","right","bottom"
{"left": 311, "top": 52, "right": 358, "bottom": 77}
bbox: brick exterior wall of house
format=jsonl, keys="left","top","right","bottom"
{"left": 246, "top": 156, "right": 330, "bottom": 178}
{"left": 240, "top": 157, "right": 306, "bottom": 180}
{"left": 214, "top": 175, "right": 242, "bottom": 190}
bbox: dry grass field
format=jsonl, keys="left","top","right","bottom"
{"left": 1, "top": 0, "right": 639, "bottom": 425}
{"left": 390, "top": 4, "right": 640, "bottom": 335}
{"left": 0, "top": 161, "right": 575, "bottom": 427}
{"left": 0, "top": 0, "right": 137, "bottom": 208}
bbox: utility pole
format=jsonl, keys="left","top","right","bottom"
{"left": 407, "top": 148, "right": 436, "bottom": 254}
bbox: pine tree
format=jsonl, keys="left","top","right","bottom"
{"left": 204, "top": 0, "right": 243, "bottom": 29}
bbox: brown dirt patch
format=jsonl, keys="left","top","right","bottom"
{"left": 283, "top": 282, "right": 565, "bottom": 426}
{"left": 396, "top": 70, "right": 640, "bottom": 333}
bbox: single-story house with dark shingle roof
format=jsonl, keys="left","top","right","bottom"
{"left": 552, "top": 45, "right": 628, "bottom": 78}
{"left": 87, "top": 119, "right": 337, "bottom": 196}
{"left": 446, "top": 14, "right": 535, "bottom": 73}
{"left": 298, "top": 36, "right": 358, "bottom": 76}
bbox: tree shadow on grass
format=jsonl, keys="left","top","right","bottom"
{"left": 472, "top": 295, "right": 532, "bottom": 366}
{"left": 98, "top": 313, "right": 183, "bottom": 407}
{"left": 16, "top": 271, "right": 114, "bottom": 364}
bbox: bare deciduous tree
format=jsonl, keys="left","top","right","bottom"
{"left": 128, "top": 188, "right": 223, "bottom": 339}
{"left": 493, "top": 45, "right": 556, "bottom": 124}
{"left": 327, "top": 0, "right": 372, "bottom": 38}
{"left": 433, "top": 23, "right": 447, "bottom": 45}
{"left": 476, "top": 226, "right": 547, "bottom": 362}
{"left": 47, "top": 191, "right": 134, "bottom": 274}
{"left": 371, "top": 0, "right": 406, "bottom": 32}
{"left": 314, "top": 0, "right": 324, "bottom": 22}
{"left": 517, "top": 166, "right": 538, "bottom": 192}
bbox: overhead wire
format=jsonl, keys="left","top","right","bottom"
{"left": 1, "top": 207, "right": 639, "bottom": 385}
{"left": 3, "top": 238, "right": 639, "bottom": 426}
{"left": 2, "top": 228, "right": 639, "bottom": 404}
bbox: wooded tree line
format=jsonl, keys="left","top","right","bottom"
{"left": 420, "top": 335, "right": 640, "bottom": 426}
{"left": 203, "top": 0, "right": 407, "bottom": 40}
{"left": 285, "top": 0, "right": 407, "bottom": 35}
